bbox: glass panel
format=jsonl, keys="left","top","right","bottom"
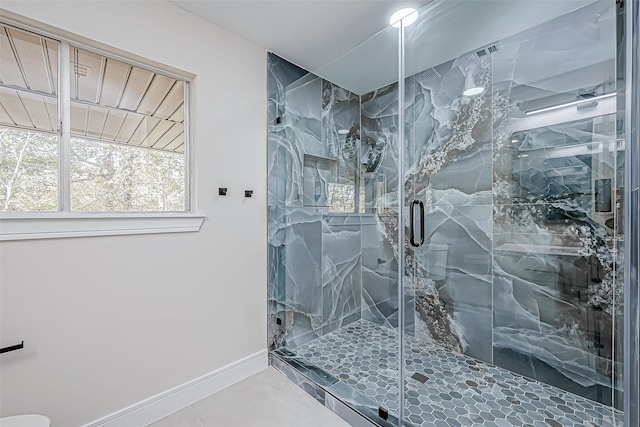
{"left": 0, "top": 128, "right": 58, "bottom": 211}
{"left": 267, "top": 19, "right": 401, "bottom": 424}
{"left": 0, "top": 24, "right": 59, "bottom": 211}
{"left": 402, "top": 1, "right": 625, "bottom": 426}
{"left": 69, "top": 47, "right": 186, "bottom": 211}
{"left": 622, "top": 0, "right": 640, "bottom": 424}
{"left": 70, "top": 138, "right": 184, "bottom": 211}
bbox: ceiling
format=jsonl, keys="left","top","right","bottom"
{"left": 170, "top": 0, "right": 429, "bottom": 73}
{"left": 171, "top": 0, "right": 599, "bottom": 95}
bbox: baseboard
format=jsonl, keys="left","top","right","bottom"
{"left": 82, "top": 349, "right": 268, "bottom": 427}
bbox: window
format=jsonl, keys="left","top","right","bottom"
{"left": 0, "top": 25, "right": 60, "bottom": 211}
{"left": 1, "top": 24, "right": 189, "bottom": 213}
{"left": 0, "top": 22, "right": 203, "bottom": 240}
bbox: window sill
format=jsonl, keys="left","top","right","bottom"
{"left": 0, "top": 212, "right": 206, "bottom": 241}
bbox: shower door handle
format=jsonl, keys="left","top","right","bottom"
{"left": 409, "top": 200, "right": 424, "bottom": 247}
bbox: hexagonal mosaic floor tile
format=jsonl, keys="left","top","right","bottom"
{"left": 293, "top": 320, "right": 623, "bottom": 427}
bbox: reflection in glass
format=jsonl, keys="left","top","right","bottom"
{"left": 69, "top": 47, "right": 186, "bottom": 211}
{"left": 0, "top": 128, "right": 58, "bottom": 211}
{"left": 70, "top": 138, "right": 184, "bottom": 211}
{"left": 0, "top": 24, "right": 59, "bottom": 211}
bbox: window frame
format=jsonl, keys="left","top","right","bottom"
{"left": 0, "top": 18, "right": 204, "bottom": 241}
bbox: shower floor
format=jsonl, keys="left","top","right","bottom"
{"left": 292, "top": 319, "right": 623, "bottom": 427}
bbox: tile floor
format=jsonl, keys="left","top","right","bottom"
{"left": 146, "top": 368, "right": 349, "bottom": 427}
{"left": 292, "top": 319, "right": 624, "bottom": 427}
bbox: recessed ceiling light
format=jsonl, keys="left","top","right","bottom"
{"left": 337, "top": 129, "right": 350, "bottom": 135}
{"left": 463, "top": 87, "right": 485, "bottom": 97}
{"left": 389, "top": 8, "right": 418, "bottom": 28}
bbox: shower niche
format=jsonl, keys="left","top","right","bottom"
{"left": 302, "top": 154, "right": 338, "bottom": 208}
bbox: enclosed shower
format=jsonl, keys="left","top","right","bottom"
{"left": 267, "top": 1, "right": 639, "bottom": 426}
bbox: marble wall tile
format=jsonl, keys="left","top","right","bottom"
{"left": 360, "top": 214, "right": 399, "bottom": 328}
{"left": 268, "top": 207, "right": 324, "bottom": 349}
{"left": 488, "top": 1, "right": 622, "bottom": 408}
{"left": 268, "top": 53, "right": 311, "bottom": 208}
{"left": 284, "top": 75, "right": 323, "bottom": 156}
{"left": 399, "top": 54, "right": 494, "bottom": 363}
{"left": 361, "top": 83, "right": 400, "bottom": 214}
{"left": 268, "top": 53, "right": 309, "bottom": 134}
{"left": 322, "top": 81, "right": 360, "bottom": 206}
{"left": 405, "top": 56, "right": 493, "bottom": 206}
{"left": 268, "top": 206, "right": 367, "bottom": 348}
{"left": 322, "top": 216, "right": 362, "bottom": 334}
{"left": 492, "top": 201, "right": 620, "bottom": 405}
{"left": 411, "top": 205, "right": 493, "bottom": 362}
{"left": 492, "top": 271, "right": 617, "bottom": 407}
{"left": 268, "top": 54, "right": 368, "bottom": 350}
{"left": 317, "top": 80, "right": 362, "bottom": 213}
{"left": 267, "top": 68, "right": 324, "bottom": 208}
{"left": 357, "top": 82, "right": 404, "bottom": 331}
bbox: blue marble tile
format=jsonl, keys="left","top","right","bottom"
{"left": 492, "top": 201, "right": 620, "bottom": 406}
{"left": 405, "top": 55, "right": 493, "bottom": 206}
{"left": 411, "top": 205, "right": 493, "bottom": 362}
{"left": 322, "top": 80, "right": 361, "bottom": 214}
{"left": 322, "top": 216, "right": 362, "bottom": 334}
{"left": 487, "top": 1, "right": 622, "bottom": 409}
{"left": 268, "top": 54, "right": 369, "bottom": 350}
{"left": 361, "top": 83, "right": 400, "bottom": 213}
{"left": 361, "top": 213, "right": 399, "bottom": 328}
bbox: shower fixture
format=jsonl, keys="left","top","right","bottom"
{"left": 462, "top": 65, "right": 485, "bottom": 97}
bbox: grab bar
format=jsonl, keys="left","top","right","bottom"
{"left": 0, "top": 341, "right": 24, "bottom": 354}
{"left": 409, "top": 200, "right": 425, "bottom": 247}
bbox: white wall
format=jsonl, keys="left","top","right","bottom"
{"left": 0, "top": 2, "right": 267, "bottom": 426}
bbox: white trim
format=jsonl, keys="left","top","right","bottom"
{"left": 59, "top": 41, "right": 71, "bottom": 212}
{"left": 82, "top": 349, "right": 268, "bottom": 427}
{"left": 184, "top": 80, "right": 193, "bottom": 212}
{"left": 0, "top": 212, "right": 205, "bottom": 241}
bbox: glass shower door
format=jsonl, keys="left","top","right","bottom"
{"left": 267, "top": 18, "right": 406, "bottom": 426}
{"left": 400, "top": 3, "right": 496, "bottom": 424}
{"left": 400, "top": 1, "right": 627, "bottom": 426}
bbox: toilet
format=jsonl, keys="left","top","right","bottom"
{"left": 0, "top": 415, "right": 51, "bottom": 427}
